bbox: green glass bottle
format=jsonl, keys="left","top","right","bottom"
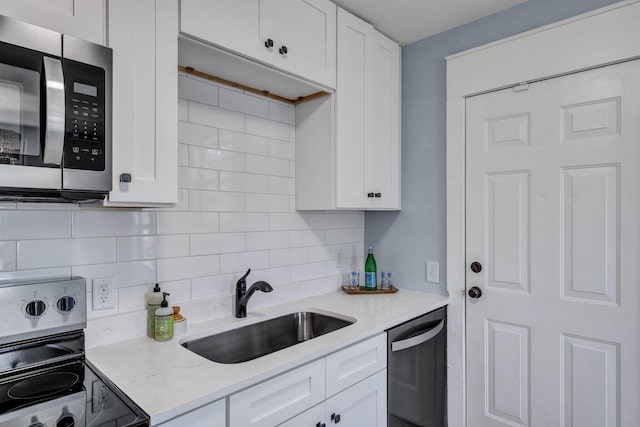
{"left": 364, "top": 246, "right": 377, "bottom": 290}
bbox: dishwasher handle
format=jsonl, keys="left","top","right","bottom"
{"left": 391, "top": 319, "right": 444, "bottom": 352}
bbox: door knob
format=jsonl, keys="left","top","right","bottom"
{"left": 470, "top": 262, "right": 482, "bottom": 273}
{"left": 468, "top": 286, "right": 482, "bottom": 298}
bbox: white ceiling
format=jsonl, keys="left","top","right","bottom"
{"left": 332, "top": 0, "right": 528, "bottom": 45}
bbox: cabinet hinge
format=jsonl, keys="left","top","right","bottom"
{"left": 513, "top": 82, "right": 529, "bottom": 92}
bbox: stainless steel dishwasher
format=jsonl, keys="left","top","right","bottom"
{"left": 387, "top": 306, "right": 447, "bottom": 426}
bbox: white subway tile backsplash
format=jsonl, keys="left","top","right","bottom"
{"left": 219, "top": 213, "right": 268, "bottom": 232}
{"left": 116, "top": 235, "right": 189, "bottom": 261}
{"left": 0, "top": 241, "right": 16, "bottom": 271}
{"left": 268, "top": 139, "right": 295, "bottom": 160}
{"left": 157, "top": 212, "right": 219, "bottom": 234}
{"left": 2, "top": 69, "right": 364, "bottom": 348}
{"left": 269, "top": 247, "right": 308, "bottom": 268}
{"left": 190, "top": 232, "right": 246, "bottom": 255}
{"left": 178, "top": 121, "right": 219, "bottom": 148}
{"left": 73, "top": 261, "right": 156, "bottom": 288}
{"left": 189, "top": 190, "right": 244, "bottom": 212}
{"left": 245, "top": 193, "right": 290, "bottom": 213}
{"left": 18, "top": 238, "right": 115, "bottom": 269}
{"left": 178, "top": 144, "right": 189, "bottom": 166}
{"left": 157, "top": 255, "right": 220, "bottom": 282}
{"left": 268, "top": 176, "right": 295, "bottom": 195}
{"left": 189, "top": 146, "right": 245, "bottom": 172}
{"left": 246, "top": 231, "right": 289, "bottom": 251}
{"left": 219, "top": 171, "right": 268, "bottom": 193}
{"left": 269, "top": 213, "right": 309, "bottom": 231}
{"left": 179, "top": 167, "right": 219, "bottom": 191}
{"left": 0, "top": 211, "right": 70, "bottom": 240}
{"left": 220, "top": 88, "right": 269, "bottom": 118}
{"left": 189, "top": 101, "right": 244, "bottom": 132}
{"left": 72, "top": 211, "right": 155, "bottom": 237}
{"left": 245, "top": 154, "right": 289, "bottom": 177}
{"left": 219, "top": 129, "right": 268, "bottom": 155}
{"left": 291, "top": 262, "right": 326, "bottom": 282}
{"left": 159, "top": 279, "right": 192, "bottom": 304}
{"left": 290, "top": 230, "right": 325, "bottom": 247}
{"left": 220, "top": 251, "right": 269, "bottom": 274}
{"left": 179, "top": 75, "right": 219, "bottom": 106}
{"left": 245, "top": 115, "right": 291, "bottom": 141}
{"left": 192, "top": 274, "right": 235, "bottom": 299}
{"left": 268, "top": 102, "right": 295, "bottom": 125}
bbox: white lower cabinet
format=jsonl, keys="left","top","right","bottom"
{"left": 230, "top": 334, "right": 387, "bottom": 427}
{"left": 278, "top": 369, "right": 388, "bottom": 427}
{"left": 157, "top": 398, "right": 225, "bottom": 427}
{"left": 326, "top": 369, "right": 387, "bottom": 427}
{"left": 229, "top": 359, "right": 325, "bottom": 427}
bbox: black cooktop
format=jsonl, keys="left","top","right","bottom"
{"left": 0, "top": 359, "right": 148, "bottom": 426}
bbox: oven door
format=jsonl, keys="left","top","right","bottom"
{"left": 0, "top": 15, "right": 64, "bottom": 191}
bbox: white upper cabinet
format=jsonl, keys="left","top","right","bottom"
{"left": 296, "top": 7, "right": 401, "bottom": 211}
{"left": 0, "top": 0, "right": 105, "bottom": 45}
{"left": 180, "top": 0, "right": 336, "bottom": 89}
{"left": 106, "top": 0, "right": 178, "bottom": 206}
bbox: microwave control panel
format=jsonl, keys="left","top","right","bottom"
{"left": 63, "top": 59, "right": 106, "bottom": 171}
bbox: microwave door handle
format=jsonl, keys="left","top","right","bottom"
{"left": 391, "top": 319, "right": 444, "bottom": 352}
{"left": 42, "top": 56, "right": 65, "bottom": 165}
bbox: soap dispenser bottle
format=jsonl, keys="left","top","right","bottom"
{"left": 146, "top": 283, "right": 163, "bottom": 338}
{"left": 154, "top": 292, "right": 174, "bottom": 342}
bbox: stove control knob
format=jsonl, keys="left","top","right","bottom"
{"left": 25, "top": 300, "right": 46, "bottom": 317}
{"left": 57, "top": 296, "right": 76, "bottom": 312}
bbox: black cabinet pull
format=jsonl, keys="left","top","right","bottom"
{"left": 265, "top": 38, "right": 274, "bottom": 48}
{"left": 330, "top": 413, "right": 341, "bottom": 423}
{"left": 367, "top": 192, "right": 374, "bottom": 198}
{"left": 374, "top": 192, "right": 382, "bottom": 198}
{"left": 279, "top": 45, "right": 288, "bottom": 55}
{"left": 120, "top": 173, "right": 132, "bottom": 183}
{"left": 316, "top": 423, "right": 321, "bottom": 427}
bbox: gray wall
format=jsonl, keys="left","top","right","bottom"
{"left": 364, "top": 0, "right": 622, "bottom": 295}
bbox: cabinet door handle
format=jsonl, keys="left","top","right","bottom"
{"left": 374, "top": 192, "right": 382, "bottom": 198}
{"left": 367, "top": 192, "right": 374, "bottom": 198}
{"left": 265, "top": 38, "right": 274, "bottom": 48}
{"left": 120, "top": 173, "right": 132, "bottom": 183}
{"left": 330, "top": 413, "right": 341, "bottom": 423}
{"left": 279, "top": 45, "right": 288, "bottom": 55}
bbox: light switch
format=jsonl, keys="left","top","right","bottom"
{"left": 426, "top": 261, "right": 439, "bottom": 284}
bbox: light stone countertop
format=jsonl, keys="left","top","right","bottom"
{"left": 86, "top": 289, "right": 448, "bottom": 425}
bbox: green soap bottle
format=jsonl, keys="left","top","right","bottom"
{"left": 154, "top": 292, "right": 174, "bottom": 342}
{"left": 364, "top": 246, "right": 377, "bottom": 290}
{"left": 146, "top": 283, "right": 162, "bottom": 338}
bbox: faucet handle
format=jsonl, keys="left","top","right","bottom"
{"left": 240, "top": 268, "right": 251, "bottom": 281}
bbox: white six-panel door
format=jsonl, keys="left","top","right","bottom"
{"left": 465, "top": 60, "right": 640, "bottom": 426}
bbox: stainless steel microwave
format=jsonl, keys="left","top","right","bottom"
{"left": 0, "top": 15, "right": 112, "bottom": 202}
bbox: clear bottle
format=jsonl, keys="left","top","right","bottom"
{"left": 154, "top": 292, "right": 174, "bottom": 342}
{"left": 146, "top": 283, "right": 163, "bottom": 338}
{"left": 364, "top": 246, "right": 377, "bottom": 290}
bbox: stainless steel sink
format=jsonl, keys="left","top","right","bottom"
{"left": 181, "top": 312, "right": 355, "bottom": 364}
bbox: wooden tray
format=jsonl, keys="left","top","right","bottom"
{"left": 341, "top": 285, "right": 399, "bottom": 294}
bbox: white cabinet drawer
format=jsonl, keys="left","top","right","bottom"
{"left": 229, "top": 359, "right": 325, "bottom": 427}
{"left": 325, "top": 333, "right": 387, "bottom": 397}
{"left": 157, "top": 398, "right": 225, "bottom": 427}
{"left": 278, "top": 402, "right": 325, "bottom": 427}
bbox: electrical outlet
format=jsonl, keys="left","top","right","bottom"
{"left": 91, "top": 380, "right": 113, "bottom": 413}
{"left": 336, "top": 247, "right": 344, "bottom": 269}
{"left": 92, "top": 277, "right": 114, "bottom": 310}
{"left": 426, "top": 261, "right": 440, "bottom": 284}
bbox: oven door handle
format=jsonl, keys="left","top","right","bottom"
{"left": 391, "top": 319, "right": 444, "bottom": 352}
{"left": 42, "top": 56, "right": 65, "bottom": 165}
